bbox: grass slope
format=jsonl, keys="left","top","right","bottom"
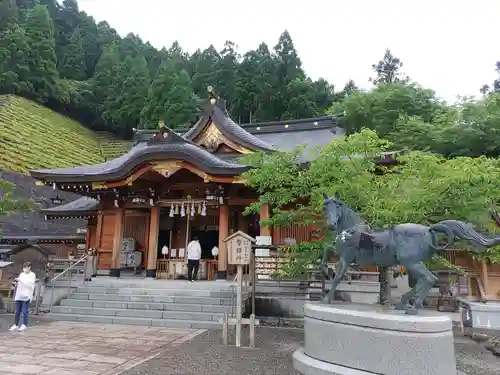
{"left": 0, "top": 95, "right": 131, "bottom": 173}
{"left": 94, "top": 131, "right": 132, "bottom": 160}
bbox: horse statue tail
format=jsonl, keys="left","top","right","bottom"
{"left": 431, "top": 219, "right": 500, "bottom": 250}
{"left": 428, "top": 223, "right": 454, "bottom": 250}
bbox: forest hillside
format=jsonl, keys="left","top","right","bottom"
{"left": 0, "top": 0, "right": 338, "bottom": 140}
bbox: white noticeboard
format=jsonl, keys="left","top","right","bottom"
{"left": 171, "top": 248, "right": 177, "bottom": 258}
{"left": 255, "top": 236, "right": 272, "bottom": 257}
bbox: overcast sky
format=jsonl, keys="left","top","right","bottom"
{"left": 78, "top": 0, "right": 498, "bottom": 103}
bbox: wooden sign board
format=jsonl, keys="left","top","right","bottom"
{"left": 223, "top": 231, "right": 255, "bottom": 265}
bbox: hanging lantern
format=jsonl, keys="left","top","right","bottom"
{"left": 169, "top": 203, "right": 174, "bottom": 217}
{"left": 191, "top": 202, "right": 195, "bottom": 216}
{"left": 197, "top": 203, "right": 202, "bottom": 215}
{"left": 180, "top": 203, "right": 185, "bottom": 217}
{"left": 174, "top": 204, "right": 179, "bottom": 215}
{"left": 201, "top": 201, "right": 206, "bottom": 216}
{"left": 114, "top": 199, "right": 119, "bottom": 208}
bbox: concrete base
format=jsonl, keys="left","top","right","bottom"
{"left": 468, "top": 301, "right": 500, "bottom": 329}
{"left": 294, "top": 302, "right": 458, "bottom": 375}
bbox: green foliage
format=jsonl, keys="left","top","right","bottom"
{"left": 0, "top": 22, "right": 31, "bottom": 95}
{"left": 0, "top": 2, "right": 336, "bottom": 136}
{"left": 0, "top": 178, "right": 35, "bottom": 223}
{"left": 243, "top": 129, "right": 500, "bottom": 275}
{"left": 140, "top": 61, "right": 197, "bottom": 129}
{"left": 58, "top": 27, "right": 87, "bottom": 80}
{"left": 330, "top": 82, "right": 441, "bottom": 136}
{"left": 22, "top": 4, "right": 59, "bottom": 102}
{"left": 389, "top": 94, "right": 500, "bottom": 158}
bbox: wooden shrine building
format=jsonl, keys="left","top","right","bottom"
{"left": 29, "top": 89, "right": 341, "bottom": 279}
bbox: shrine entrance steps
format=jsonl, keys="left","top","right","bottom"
{"left": 48, "top": 278, "right": 246, "bottom": 329}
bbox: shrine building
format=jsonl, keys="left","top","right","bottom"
{"left": 29, "top": 89, "right": 342, "bottom": 280}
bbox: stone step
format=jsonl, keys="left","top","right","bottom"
{"left": 60, "top": 298, "right": 235, "bottom": 313}
{"left": 47, "top": 313, "right": 221, "bottom": 329}
{"left": 75, "top": 286, "right": 235, "bottom": 298}
{"left": 69, "top": 292, "right": 237, "bottom": 305}
{"left": 51, "top": 306, "right": 223, "bottom": 321}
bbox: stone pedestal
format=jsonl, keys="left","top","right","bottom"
{"left": 293, "top": 302, "right": 458, "bottom": 375}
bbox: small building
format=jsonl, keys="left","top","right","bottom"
{"left": 29, "top": 89, "right": 341, "bottom": 279}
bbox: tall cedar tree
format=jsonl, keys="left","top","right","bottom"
{"left": 0, "top": 0, "right": 19, "bottom": 31}
{"left": 59, "top": 27, "right": 87, "bottom": 80}
{"left": 0, "top": 22, "right": 32, "bottom": 94}
{"left": 91, "top": 43, "right": 122, "bottom": 121}
{"left": 107, "top": 56, "right": 151, "bottom": 136}
{"left": 140, "top": 61, "right": 197, "bottom": 129}
{"left": 23, "top": 4, "right": 59, "bottom": 102}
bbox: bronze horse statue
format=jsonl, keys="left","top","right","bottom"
{"left": 321, "top": 194, "right": 500, "bottom": 314}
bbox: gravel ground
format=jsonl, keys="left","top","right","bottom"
{"left": 121, "top": 327, "right": 500, "bottom": 375}
{"left": 121, "top": 328, "right": 303, "bottom": 375}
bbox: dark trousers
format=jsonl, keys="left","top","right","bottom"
{"left": 187, "top": 259, "right": 200, "bottom": 281}
{"left": 14, "top": 300, "right": 30, "bottom": 326}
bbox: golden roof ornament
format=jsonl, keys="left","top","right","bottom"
{"left": 208, "top": 86, "right": 217, "bottom": 105}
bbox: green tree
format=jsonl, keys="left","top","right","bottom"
{"left": 90, "top": 42, "right": 122, "bottom": 124}
{"left": 58, "top": 27, "right": 86, "bottom": 80}
{"left": 370, "top": 49, "right": 407, "bottom": 85}
{"left": 23, "top": 4, "right": 59, "bottom": 102}
{"left": 0, "top": 178, "right": 35, "bottom": 225}
{"left": 330, "top": 82, "right": 442, "bottom": 136}
{"left": 102, "top": 56, "right": 150, "bottom": 136}
{"left": 233, "top": 43, "right": 279, "bottom": 123}
{"left": 242, "top": 129, "right": 500, "bottom": 303}
{"left": 390, "top": 93, "right": 500, "bottom": 158}
{"left": 0, "top": 22, "right": 31, "bottom": 95}
{"left": 0, "top": 0, "right": 19, "bottom": 31}
{"left": 140, "top": 61, "right": 197, "bottom": 129}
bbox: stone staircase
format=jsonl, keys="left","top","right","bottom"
{"left": 48, "top": 279, "right": 244, "bottom": 329}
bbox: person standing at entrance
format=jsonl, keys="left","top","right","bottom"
{"left": 186, "top": 236, "right": 201, "bottom": 282}
{"left": 9, "top": 262, "right": 36, "bottom": 332}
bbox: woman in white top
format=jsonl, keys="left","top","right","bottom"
{"left": 10, "top": 262, "right": 36, "bottom": 332}
{"left": 186, "top": 236, "right": 202, "bottom": 282}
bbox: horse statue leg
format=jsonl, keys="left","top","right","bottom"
{"left": 322, "top": 257, "right": 349, "bottom": 304}
{"left": 412, "top": 263, "right": 438, "bottom": 310}
{"left": 396, "top": 262, "right": 437, "bottom": 315}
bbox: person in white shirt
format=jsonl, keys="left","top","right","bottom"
{"left": 186, "top": 236, "right": 202, "bottom": 282}
{"left": 10, "top": 262, "right": 36, "bottom": 332}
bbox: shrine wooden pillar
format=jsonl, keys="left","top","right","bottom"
{"left": 259, "top": 204, "right": 271, "bottom": 237}
{"left": 110, "top": 208, "right": 125, "bottom": 277}
{"left": 146, "top": 207, "right": 160, "bottom": 278}
{"left": 218, "top": 204, "right": 229, "bottom": 279}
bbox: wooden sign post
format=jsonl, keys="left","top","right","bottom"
{"left": 222, "top": 231, "right": 259, "bottom": 348}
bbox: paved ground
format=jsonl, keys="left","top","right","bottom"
{"left": 1, "top": 315, "right": 499, "bottom": 375}
{"left": 0, "top": 316, "right": 205, "bottom": 375}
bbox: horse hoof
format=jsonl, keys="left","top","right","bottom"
{"left": 405, "top": 306, "right": 418, "bottom": 315}
{"left": 394, "top": 303, "right": 406, "bottom": 311}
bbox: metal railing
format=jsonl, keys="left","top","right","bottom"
{"left": 48, "top": 254, "right": 89, "bottom": 310}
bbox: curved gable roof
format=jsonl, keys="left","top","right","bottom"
{"left": 184, "top": 97, "right": 276, "bottom": 153}
{"left": 30, "top": 127, "right": 249, "bottom": 183}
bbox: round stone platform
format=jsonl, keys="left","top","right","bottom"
{"left": 293, "top": 302, "right": 458, "bottom": 375}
